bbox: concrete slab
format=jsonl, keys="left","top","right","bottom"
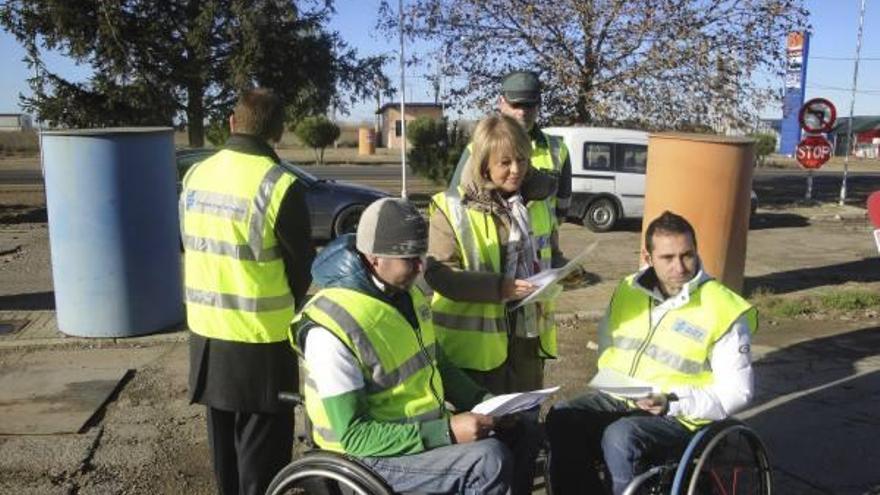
{"left": 0, "top": 365, "right": 129, "bottom": 435}
{"left": 0, "top": 347, "right": 168, "bottom": 434}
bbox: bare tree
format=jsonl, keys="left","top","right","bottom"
{"left": 379, "top": 0, "right": 808, "bottom": 131}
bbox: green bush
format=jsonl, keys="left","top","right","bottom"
{"left": 407, "top": 117, "right": 468, "bottom": 185}
{"left": 294, "top": 116, "right": 341, "bottom": 165}
{"left": 205, "top": 120, "right": 230, "bottom": 147}
{"left": 750, "top": 133, "right": 777, "bottom": 166}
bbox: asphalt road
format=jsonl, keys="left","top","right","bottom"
{"left": 2, "top": 162, "right": 880, "bottom": 183}
{"left": 0, "top": 164, "right": 412, "bottom": 185}
{"left": 5, "top": 165, "right": 880, "bottom": 206}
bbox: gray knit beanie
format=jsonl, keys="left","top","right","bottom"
{"left": 356, "top": 198, "right": 428, "bottom": 258}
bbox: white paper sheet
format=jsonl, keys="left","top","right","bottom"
{"left": 471, "top": 386, "right": 560, "bottom": 416}
{"left": 511, "top": 241, "right": 599, "bottom": 309}
{"left": 587, "top": 368, "right": 658, "bottom": 399}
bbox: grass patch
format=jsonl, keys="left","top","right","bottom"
{"left": 753, "top": 288, "right": 879, "bottom": 320}
{"left": 817, "top": 290, "right": 880, "bottom": 311}
{"left": 756, "top": 296, "right": 814, "bottom": 319}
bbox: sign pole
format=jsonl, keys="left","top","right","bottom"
{"left": 840, "top": 0, "right": 866, "bottom": 206}
{"left": 805, "top": 169, "right": 813, "bottom": 200}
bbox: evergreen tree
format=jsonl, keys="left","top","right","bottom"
{"left": 1, "top": 0, "right": 388, "bottom": 146}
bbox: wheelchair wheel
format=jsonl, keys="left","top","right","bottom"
{"left": 671, "top": 420, "right": 772, "bottom": 495}
{"left": 266, "top": 451, "right": 395, "bottom": 495}
{"left": 622, "top": 464, "right": 678, "bottom": 495}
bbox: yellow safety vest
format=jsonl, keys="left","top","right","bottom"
{"left": 180, "top": 149, "right": 297, "bottom": 343}
{"left": 531, "top": 132, "right": 568, "bottom": 215}
{"left": 430, "top": 188, "right": 557, "bottom": 372}
{"left": 599, "top": 275, "right": 758, "bottom": 430}
{"left": 291, "top": 287, "right": 446, "bottom": 452}
{"left": 531, "top": 132, "right": 567, "bottom": 174}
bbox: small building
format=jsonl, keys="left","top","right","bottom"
{"left": 830, "top": 116, "right": 880, "bottom": 158}
{"left": 0, "top": 113, "right": 33, "bottom": 132}
{"left": 376, "top": 102, "right": 444, "bottom": 149}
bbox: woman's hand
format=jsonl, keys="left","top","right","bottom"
{"left": 501, "top": 278, "right": 536, "bottom": 301}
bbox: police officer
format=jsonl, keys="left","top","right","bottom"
{"left": 181, "top": 88, "right": 315, "bottom": 495}
{"left": 451, "top": 70, "right": 572, "bottom": 225}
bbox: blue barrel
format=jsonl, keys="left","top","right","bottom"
{"left": 41, "top": 128, "right": 183, "bottom": 337}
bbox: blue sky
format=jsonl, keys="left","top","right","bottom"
{"left": 1, "top": 0, "right": 878, "bottom": 122}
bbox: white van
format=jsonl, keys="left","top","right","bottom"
{"left": 544, "top": 127, "right": 757, "bottom": 232}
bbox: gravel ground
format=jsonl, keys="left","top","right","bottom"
{"left": 1, "top": 179, "right": 879, "bottom": 493}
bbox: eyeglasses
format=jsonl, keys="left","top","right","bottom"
{"left": 401, "top": 255, "right": 426, "bottom": 266}
{"left": 508, "top": 101, "right": 539, "bottom": 110}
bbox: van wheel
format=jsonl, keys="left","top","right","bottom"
{"left": 584, "top": 198, "right": 618, "bottom": 232}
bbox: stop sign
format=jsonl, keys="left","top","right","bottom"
{"left": 796, "top": 135, "right": 833, "bottom": 169}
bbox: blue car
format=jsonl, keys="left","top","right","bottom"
{"left": 176, "top": 149, "right": 388, "bottom": 241}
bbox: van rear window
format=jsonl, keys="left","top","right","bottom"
{"left": 583, "top": 143, "right": 612, "bottom": 170}
{"left": 620, "top": 145, "right": 647, "bottom": 173}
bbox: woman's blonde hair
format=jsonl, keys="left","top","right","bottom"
{"left": 463, "top": 114, "right": 532, "bottom": 190}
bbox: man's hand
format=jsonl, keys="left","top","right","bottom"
{"left": 501, "top": 278, "right": 535, "bottom": 301}
{"left": 635, "top": 394, "right": 669, "bottom": 416}
{"left": 450, "top": 412, "right": 495, "bottom": 444}
{"left": 493, "top": 414, "right": 519, "bottom": 430}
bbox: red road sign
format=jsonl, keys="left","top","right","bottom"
{"left": 796, "top": 135, "right": 833, "bottom": 169}
{"left": 798, "top": 98, "right": 837, "bottom": 133}
{"left": 867, "top": 191, "right": 880, "bottom": 228}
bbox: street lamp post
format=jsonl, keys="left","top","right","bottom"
{"left": 398, "top": 0, "right": 408, "bottom": 198}
{"left": 840, "top": 0, "right": 867, "bottom": 206}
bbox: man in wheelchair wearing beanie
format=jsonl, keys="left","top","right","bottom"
{"left": 290, "top": 198, "right": 541, "bottom": 495}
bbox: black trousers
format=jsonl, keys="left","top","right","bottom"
{"left": 206, "top": 407, "right": 294, "bottom": 495}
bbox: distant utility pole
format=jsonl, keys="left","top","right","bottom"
{"left": 840, "top": 0, "right": 867, "bottom": 206}
{"left": 398, "top": 0, "right": 408, "bottom": 198}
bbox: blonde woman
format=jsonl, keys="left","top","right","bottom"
{"left": 425, "top": 114, "right": 561, "bottom": 395}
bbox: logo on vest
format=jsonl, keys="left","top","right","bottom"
{"left": 418, "top": 304, "right": 431, "bottom": 322}
{"left": 671, "top": 319, "right": 707, "bottom": 343}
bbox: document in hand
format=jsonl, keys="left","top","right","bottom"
{"left": 588, "top": 368, "right": 658, "bottom": 399}
{"left": 471, "top": 386, "right": 560, "bottom": 417}
{"left": 512, "top": 241, "right": 599, "bottom": 309}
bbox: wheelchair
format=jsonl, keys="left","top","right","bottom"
{"left": 620, "top": 419, "right": 772, "bottom": 495}
{"left": 266, "top": 450, "right": 394, "bottom": 495}
{"left": 266, "top": 392, "right": 550, "bottom": 495}
{"left": 268, "top": 391, "right": 771, "bottom": 495}
{"left": 266, "top": 392, "right": 395, "bottom": 495}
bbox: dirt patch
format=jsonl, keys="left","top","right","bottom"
{"left": 0, "top": 205, "right": 47, "bottom": 224}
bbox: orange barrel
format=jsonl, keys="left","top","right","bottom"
{"left": 643, "top": 133, "right": 755, "bottom": 294}
{"left": 358, "top": 127, "right": 376, "bottom": 155}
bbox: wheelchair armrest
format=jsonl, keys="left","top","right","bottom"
{"left": 278, "top": 391, "right": 304, "bottom": 406}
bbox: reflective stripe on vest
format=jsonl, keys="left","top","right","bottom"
{"left": 599, "top": 275, "right": 757, "bottom": 430}
{"left": 291, "top": 287, "right": 446, "bottom": 452}
{"left": 430, "top": 189, "right": 557, "bottom": 370}
{"left": 182, "top": 149, "right": 296, "bottom": 343}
